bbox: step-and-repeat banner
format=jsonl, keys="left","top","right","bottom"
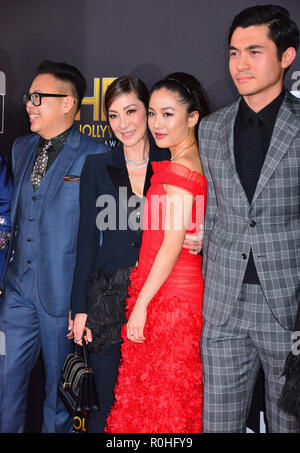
{"left": 0, "top": 0, "right": 299, "bottom": 433}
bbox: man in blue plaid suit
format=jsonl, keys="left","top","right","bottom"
{"left": 200, "top": 5, "right": 300, "bottom": 432}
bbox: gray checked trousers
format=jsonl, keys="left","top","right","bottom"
{"left": 201, "top": 283, "right": 300, "bottom": 433}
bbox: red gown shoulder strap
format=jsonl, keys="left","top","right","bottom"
{"left": 151, "top": 161, "right": 206, "bottom": 197}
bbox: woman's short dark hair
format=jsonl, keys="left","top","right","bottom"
{"left": 228, "top": 5, "right": 299, "bottom": 61}
{"left": 150, "top": 72, "right": 210, "bottom": 141}
{"left": 105, "top": 76, "right": 149, "bottom": 115}
{"left": 36, "top": 60, "right": 87, "bottom": 111}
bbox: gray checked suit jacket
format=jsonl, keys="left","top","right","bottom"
{"left": 199, "top": 91, "right": 300, "bottom": 330}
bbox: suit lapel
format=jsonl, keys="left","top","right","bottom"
{"left": 39, "top": 127, "right": 81, "bottom": 219}
{"left": 107, "top": 143, "right": 134, "bottom": 200}
{"left": 11, "top": 135, "right": 39, "bottom": 225}
{"left": 107, "top": 142, "right": 169, "bottom": 200}
{"left": 219, "top": 100, "right": 250, "bottom": 206}
{"left": 251, "top": 92, "right": 300, "bottom": 204}
{"left": 107, "top": 142, "right": 160, "bottom": 198}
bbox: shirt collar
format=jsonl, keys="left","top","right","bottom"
{"left": 238, "top": 89, "right": 286, "bottom": 130}
{"left": 39, "top": 125, "right": 74, "bottom": 149}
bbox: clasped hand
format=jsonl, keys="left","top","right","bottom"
{"left": 183, "top": 224, "right": 204, "bottom": 255}
{"left": 67, "top": 312, "right": 92, "bottom": 346}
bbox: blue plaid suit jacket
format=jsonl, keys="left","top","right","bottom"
{"left": 1, "top": 127, "right": 108, "bottom": 317}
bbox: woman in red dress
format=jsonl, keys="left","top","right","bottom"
{"left": 106, "top": 72, "right": 209, "bottom": 433}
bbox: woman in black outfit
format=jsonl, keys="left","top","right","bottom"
{"left": 70, "top": 76, "right": 170, "bottom": 432}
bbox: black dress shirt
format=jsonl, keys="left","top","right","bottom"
{"left": 34, "top": 125, "right": 73, "bottom": 172}
{"left": 234, "top": 89, "right": 285, "bottom": 283}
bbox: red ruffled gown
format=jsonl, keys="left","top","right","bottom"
{"left": 106, "top": 161, "right": 206, "bottom": 433}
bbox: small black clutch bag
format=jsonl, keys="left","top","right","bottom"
{"left": 58, "top": 341, "right": 100, "bottom": 416}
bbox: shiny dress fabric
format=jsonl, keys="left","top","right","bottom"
{"left": 106, "top": 161, "right": 206, "bottom": 433}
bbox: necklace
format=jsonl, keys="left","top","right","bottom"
{"left": 125, "top": 155, "right": 148, "bottom": 165}
{"left": 124, "top": 147, "right": 149, "bottom": 169}
{"left": 125, "top": 156, "right": 149, "bottom": 169}
{"left": 170, "top": 141, "right": 196, "bottom": 161}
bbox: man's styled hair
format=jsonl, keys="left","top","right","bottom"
{"left": 228, "top": 4, "right": 299, "bottom": 61}
{"left": 36, "top": 60, "right": 87, "bottom": 111}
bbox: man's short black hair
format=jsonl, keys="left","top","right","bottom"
{"left": 228, "top": 4, "right": 299, "bottom": 61}
{"left": 36, "top": 60, "right": 87, "bottom": 111}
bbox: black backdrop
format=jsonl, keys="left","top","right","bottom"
{"left": 0, "top": 0, "right": 299, "bottom": 433}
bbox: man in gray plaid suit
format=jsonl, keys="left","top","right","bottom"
{"left": 199, "top": 5, "right": 300, "bottom": 432}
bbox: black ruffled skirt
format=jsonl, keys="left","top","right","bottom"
{"left": 85, "top": 267, "right": 132, "bottom": 354}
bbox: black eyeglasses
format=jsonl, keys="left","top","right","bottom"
{"left": 22, "top": 92, "right": 68, "bottom": 106}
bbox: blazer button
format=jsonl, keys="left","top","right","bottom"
{"left": 250, "top": 220, "right": 256, "bottom": 227}
{"left": 242, "top": 253, "right": 247, "bottom": 260}
{"left": 131, "top": 242, "right": 139, "bottom": 248}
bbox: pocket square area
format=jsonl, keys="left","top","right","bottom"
{"left": 63, "top": 175, "right": 80, "bottom": 181}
